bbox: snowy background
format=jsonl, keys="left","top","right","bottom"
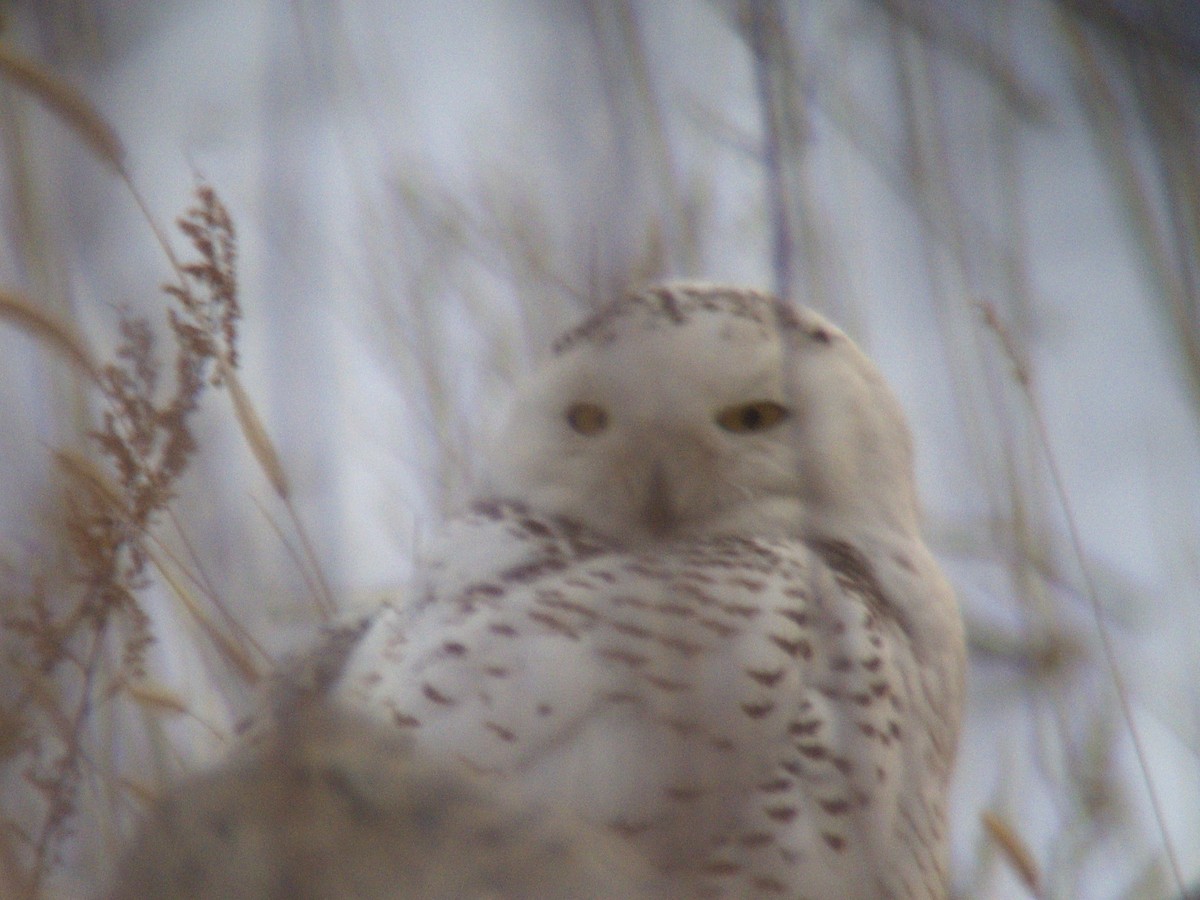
{"left": 1, "top": 2, "right": 1198, "bottom": 897}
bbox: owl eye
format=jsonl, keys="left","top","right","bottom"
{"left": 715, "top": 400, "right": 789, "bottom": 433}
{"left": 566, "top": 402, "right": 609, "bottom": 435}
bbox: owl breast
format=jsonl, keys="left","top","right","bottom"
{"left": 336, "top": 500, "right": 952, "bottom": 897}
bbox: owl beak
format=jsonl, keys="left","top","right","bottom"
{"left": 640, "top": 462, "right": 677, "bottom": 537}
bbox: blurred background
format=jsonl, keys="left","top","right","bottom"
{"left": 1, "top": 1, "right": 1197, "bottom": 897}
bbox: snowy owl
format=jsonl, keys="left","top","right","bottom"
{"left": 335, "top": 283, "right": 966, "bottom": 897}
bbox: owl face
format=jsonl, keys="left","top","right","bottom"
{"left": 486, "top": 284, "right": 919, "bottom": 545}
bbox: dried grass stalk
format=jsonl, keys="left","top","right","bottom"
{"left": 221, "top": 361, "right": 290, "bottom": 501}
{"left": 144, "top": 542, "right": 261, "bottom": 685}
{"left": 0, "top": 290, "right": 97, "bottom": 377}
{"left": 122, "top": 683, "right": 189, "bottom": 718}
{"left": 53, "top": 450, "right": 126, "bottom": 512}
{"left": 0, "top": 45, "right": 126, "bottom": 175}
{"left": 981, "top": 810, "right": 1040, "bottom": 893}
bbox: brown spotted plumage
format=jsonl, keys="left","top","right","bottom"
{"left": 335, "top": 283, "right": 966, "bottom": 897}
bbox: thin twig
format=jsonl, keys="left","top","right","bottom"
{"left": 250, "top": 494, "right": 334, "bottom": 621}
{"left": 283, "top": 496, "right": 336, "bottom": 619}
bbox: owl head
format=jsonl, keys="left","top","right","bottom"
{"left": 485, "top": 283, "right": 921, "bottom": 546}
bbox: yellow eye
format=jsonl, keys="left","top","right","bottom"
{"left": 715, "top": 400, "right": 789, "bottom": 433}
{"left": 566, "top": 402, "right": 609, "bottom": 435}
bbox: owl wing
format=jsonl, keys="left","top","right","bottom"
{"left": 692, "top": 536, "right": 935, "bottom": 897}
